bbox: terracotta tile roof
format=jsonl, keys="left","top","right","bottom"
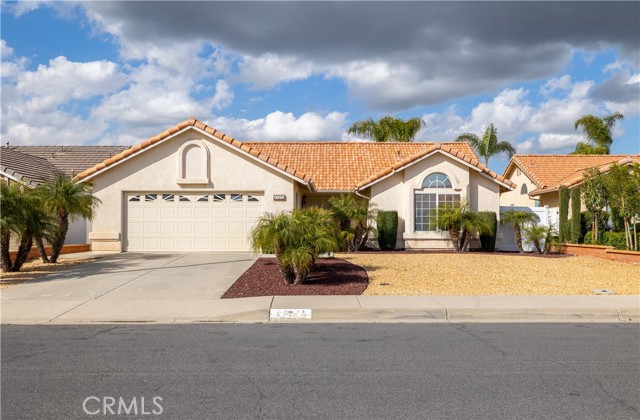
{"left": 75, "top": 118, "right": 313, "bottom": 186}
{"left": 503, "top": 154, "right": 639, "bottom": 190}
{"left": 245, "top": 142, "right": 514, "bottom": 190}
{"left": 11, "top": 145, "right": 130, "bottom": 178}
{"left": 528, "top": 156, "right": 640, "bottom": 196}
{"left": 0, "top": 147, "right": 60, "bottom": 187}
{"left": 74, "top": 118, "right": 515, "bottom": 191}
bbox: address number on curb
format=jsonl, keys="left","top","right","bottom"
{"left": 270, "top": 309, "right": 312, "bottom": 320}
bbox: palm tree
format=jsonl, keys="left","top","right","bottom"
{"left": 347, "top": 116, "right": 425, "bottom": 143}
{"left": 251, "top": 212, "right": 296, "bottom": 283}
{"left": 523, "top": 224, "right": 551, "bottom": 254}
{"left": 0, "top": 183, "right": 54, "bottom": 272}
{"left": 37, "top": 174, "right": 101, "bottom": 263}
{"left": 455, "top": 124, "right": 516, "bottom": 166}
{"left": 251, "top": 207, "right": 339, "bottom": 284}
{"left": 501, "top": 210, "right": 540, "bottom": 253}
{"left": 573, "top": 112, "right": 623, "bottom": 155}
{"left": 329, "top": 193, "right": 376, "bottom": 251}
{"left": 458, "top": 211, "right": 490, "bottom": 251}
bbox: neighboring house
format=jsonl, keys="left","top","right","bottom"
{"left": 75, "top": 118, "right": 515, "bottom": 252}
{"left": 499, "top": 154, "right": 640, "bottom": 251}
{"left": 0, "top": 145, "right": 129, "bottom": 245}
{"left": 502, "top": 154, "right": 640, "bottom": 212}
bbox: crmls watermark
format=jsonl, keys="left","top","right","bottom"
{"left": 83, "top": 396, "right": 163, "bottom": 416}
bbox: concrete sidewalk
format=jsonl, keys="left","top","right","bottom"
{"left": 2, "top": 294, "right": 638, "bottom": 324}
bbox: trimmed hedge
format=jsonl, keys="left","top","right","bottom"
{"left": 583, "top": 231, "right": 628, "bottom": 250}
{"left": 377, "top": 210, "right": 398, "bottom": 250}
{"left": 478, "top": 211, "right": 497, "bottom": 252}
{"left": 559, "top": 186, "right": 569, "bottom": 242}
{"left": 570, "top": 186, "right": 581, "bottom": 243}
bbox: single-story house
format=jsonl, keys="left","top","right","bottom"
{"left": 74, "top": 118, "right": 515, "bottom": 252}
{"left": 1, "top": 145, "right": 129, "bottom": 245}
{"left": 501, "top": 154, "right": 640, "bottom": 212}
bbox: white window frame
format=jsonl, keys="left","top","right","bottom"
{"left": 414, "top": 173, "right": 461, "bottom": 232}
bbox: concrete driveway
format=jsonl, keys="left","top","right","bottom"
{"left": 1, "top": 253, "right": 272, "bottom": 323}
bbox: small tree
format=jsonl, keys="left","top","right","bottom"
{"left": 570, "top": 186, "right": 582, "bottom": 243}
{"left": 251, "top": 207, "right": 339, "bottom": 285}
{"left": 501, "top": 210, "right": 540, "bottom": 253}
{"left": 523, "top": 224, "right": 554, "bottom": 254}
{"left": 605, "top": 164, "right": 640, "bottom": 250}
{"left": 430, "top": 205, "right": 466, "bottom": 252}
{"left": 0, "top": 183, "right": 54, "bottom": 272}
{"left": 37, "top": 174, "right": 101, "bottom": 263}
{"left": 558, "top": 186, "right": 569, "bottom": 242}
{"left": 581, "top": 168, "right": 608, "bottom": 243}
{"left": 329, "top": 194, "right": 376, "bottom": 251}
{"left": 430, "top": 203, "right": 487, "bottom": 252}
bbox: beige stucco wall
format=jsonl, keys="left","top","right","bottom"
{"left": 89, "top": 129, "right": 299, "bottom": 251}
{"left": 501, "top": 169, "right": 540, "bottom": 207}
{"left": 369, "top": 152, "right": 504, "bottom": 250}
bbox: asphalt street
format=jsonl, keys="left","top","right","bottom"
{"left": 1, "top": 323, "right": 639, "bottom": 419}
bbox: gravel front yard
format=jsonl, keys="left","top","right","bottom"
{"left": 339, "top": 253, "right": 640, "bottom": 296}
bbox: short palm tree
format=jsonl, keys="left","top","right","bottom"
{"left": 0, "top": 183, "right": 55, "bottom": 272}
{"left": 37, "top": 173, "right": 101, "bottom": 263}
{"left": 455, "top": 124, "right": 516, "bottom": 166}
{"left": 501, "top": 210, "right": 540, "bottom": 253}
{"left": 431, "top": 205, "right": 466, "bottom": 251}
{"left": 329, "top": 193, "right": 376, "bottom": 251}
{"left": 251, "top": 207, "right": 339, "bottom": 284}
{"left": 523, "top": 224, "right": 552, "bottom": 254}
{"left": 573, "top": 112, "right": 623, "bottom": 155}
{"left": 347, "top": 116, "right": 425, "bottom": 143}
{"left": 458, "top": 211, "right": 490, "bottom": 251}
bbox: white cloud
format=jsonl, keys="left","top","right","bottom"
{"left": 208, "top": 111, "right": 348, "bottom": 141}
{"left": 16, "top": 56, "right": 126, "bottom": 110}
{"left": 418, "top": 75, "right": 620, "bottom": 154}
{"left": 538, "top": 133, "right": 584, "bottom": 151}
{"left": 235, "top": 53, "right": 314, "bottom": 90}
{"left": 210, "top": 80, "right": 234, "bottom": 110}
{"left": 540, "top": 75, "right": 572, "bottom": 96}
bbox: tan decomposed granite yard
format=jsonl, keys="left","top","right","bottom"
{"left": 339, "top": 253, "right": 640, "bottom": 296}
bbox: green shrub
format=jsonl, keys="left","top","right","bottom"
{"left": 477, "top": 211, "right": 497, "bottom": 252}
{"left": 564, "top": 212, "right": 588, "bottom": 244}
{"left": 570, "top": 186, "right": 581, "bottom": 243}
{"left": 559, "top": 186, "right": 569, "bottom": 242}
{"left": 583, "top": 231, "right": 593, "bottom": 245}
{"left": 602, "top": 231, "right": 628, "bottom": 250}
{"left": 376, "top": 210, "right": 398, "bottom": 250}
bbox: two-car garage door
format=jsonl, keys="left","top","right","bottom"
{"left": 125, "top": 192, "right": 263, "bottom": 251}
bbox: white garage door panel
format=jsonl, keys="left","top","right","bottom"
{"left": 126, "top": 192, "right": 263, "bottom": 251}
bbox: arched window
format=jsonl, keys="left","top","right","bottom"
{"left": 415, "top": 172, "right": 460, "bottom": 232}
{"left": 520, "top": 183, "right": 528, "bottom": 195}
{"left": 178, "top": 141, "right": 209, "bottom": 184}
{"left": 422, "top": 173, "right": 452, "bottom": 189}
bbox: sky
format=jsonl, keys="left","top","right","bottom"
{"left": 1, "top": 1, "right": 639, "bottom": 173}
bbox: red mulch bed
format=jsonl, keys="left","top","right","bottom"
{"left": 222, "top": 257, "right": 368, "bottom": 298}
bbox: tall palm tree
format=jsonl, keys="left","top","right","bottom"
{"left": 455, "top": 124, "right": 516, "bottom": 166}
{"left": 501, "top": 210, "right": 540, "bottom": 253}
{"left": 38, "top": 174, "right": 101, "bottom": 263}
{"left": 573, "top": 112, "right": 624, "bottom": 155}
{"left": 347, "top": 116, "right": 425, "bottom": 143}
